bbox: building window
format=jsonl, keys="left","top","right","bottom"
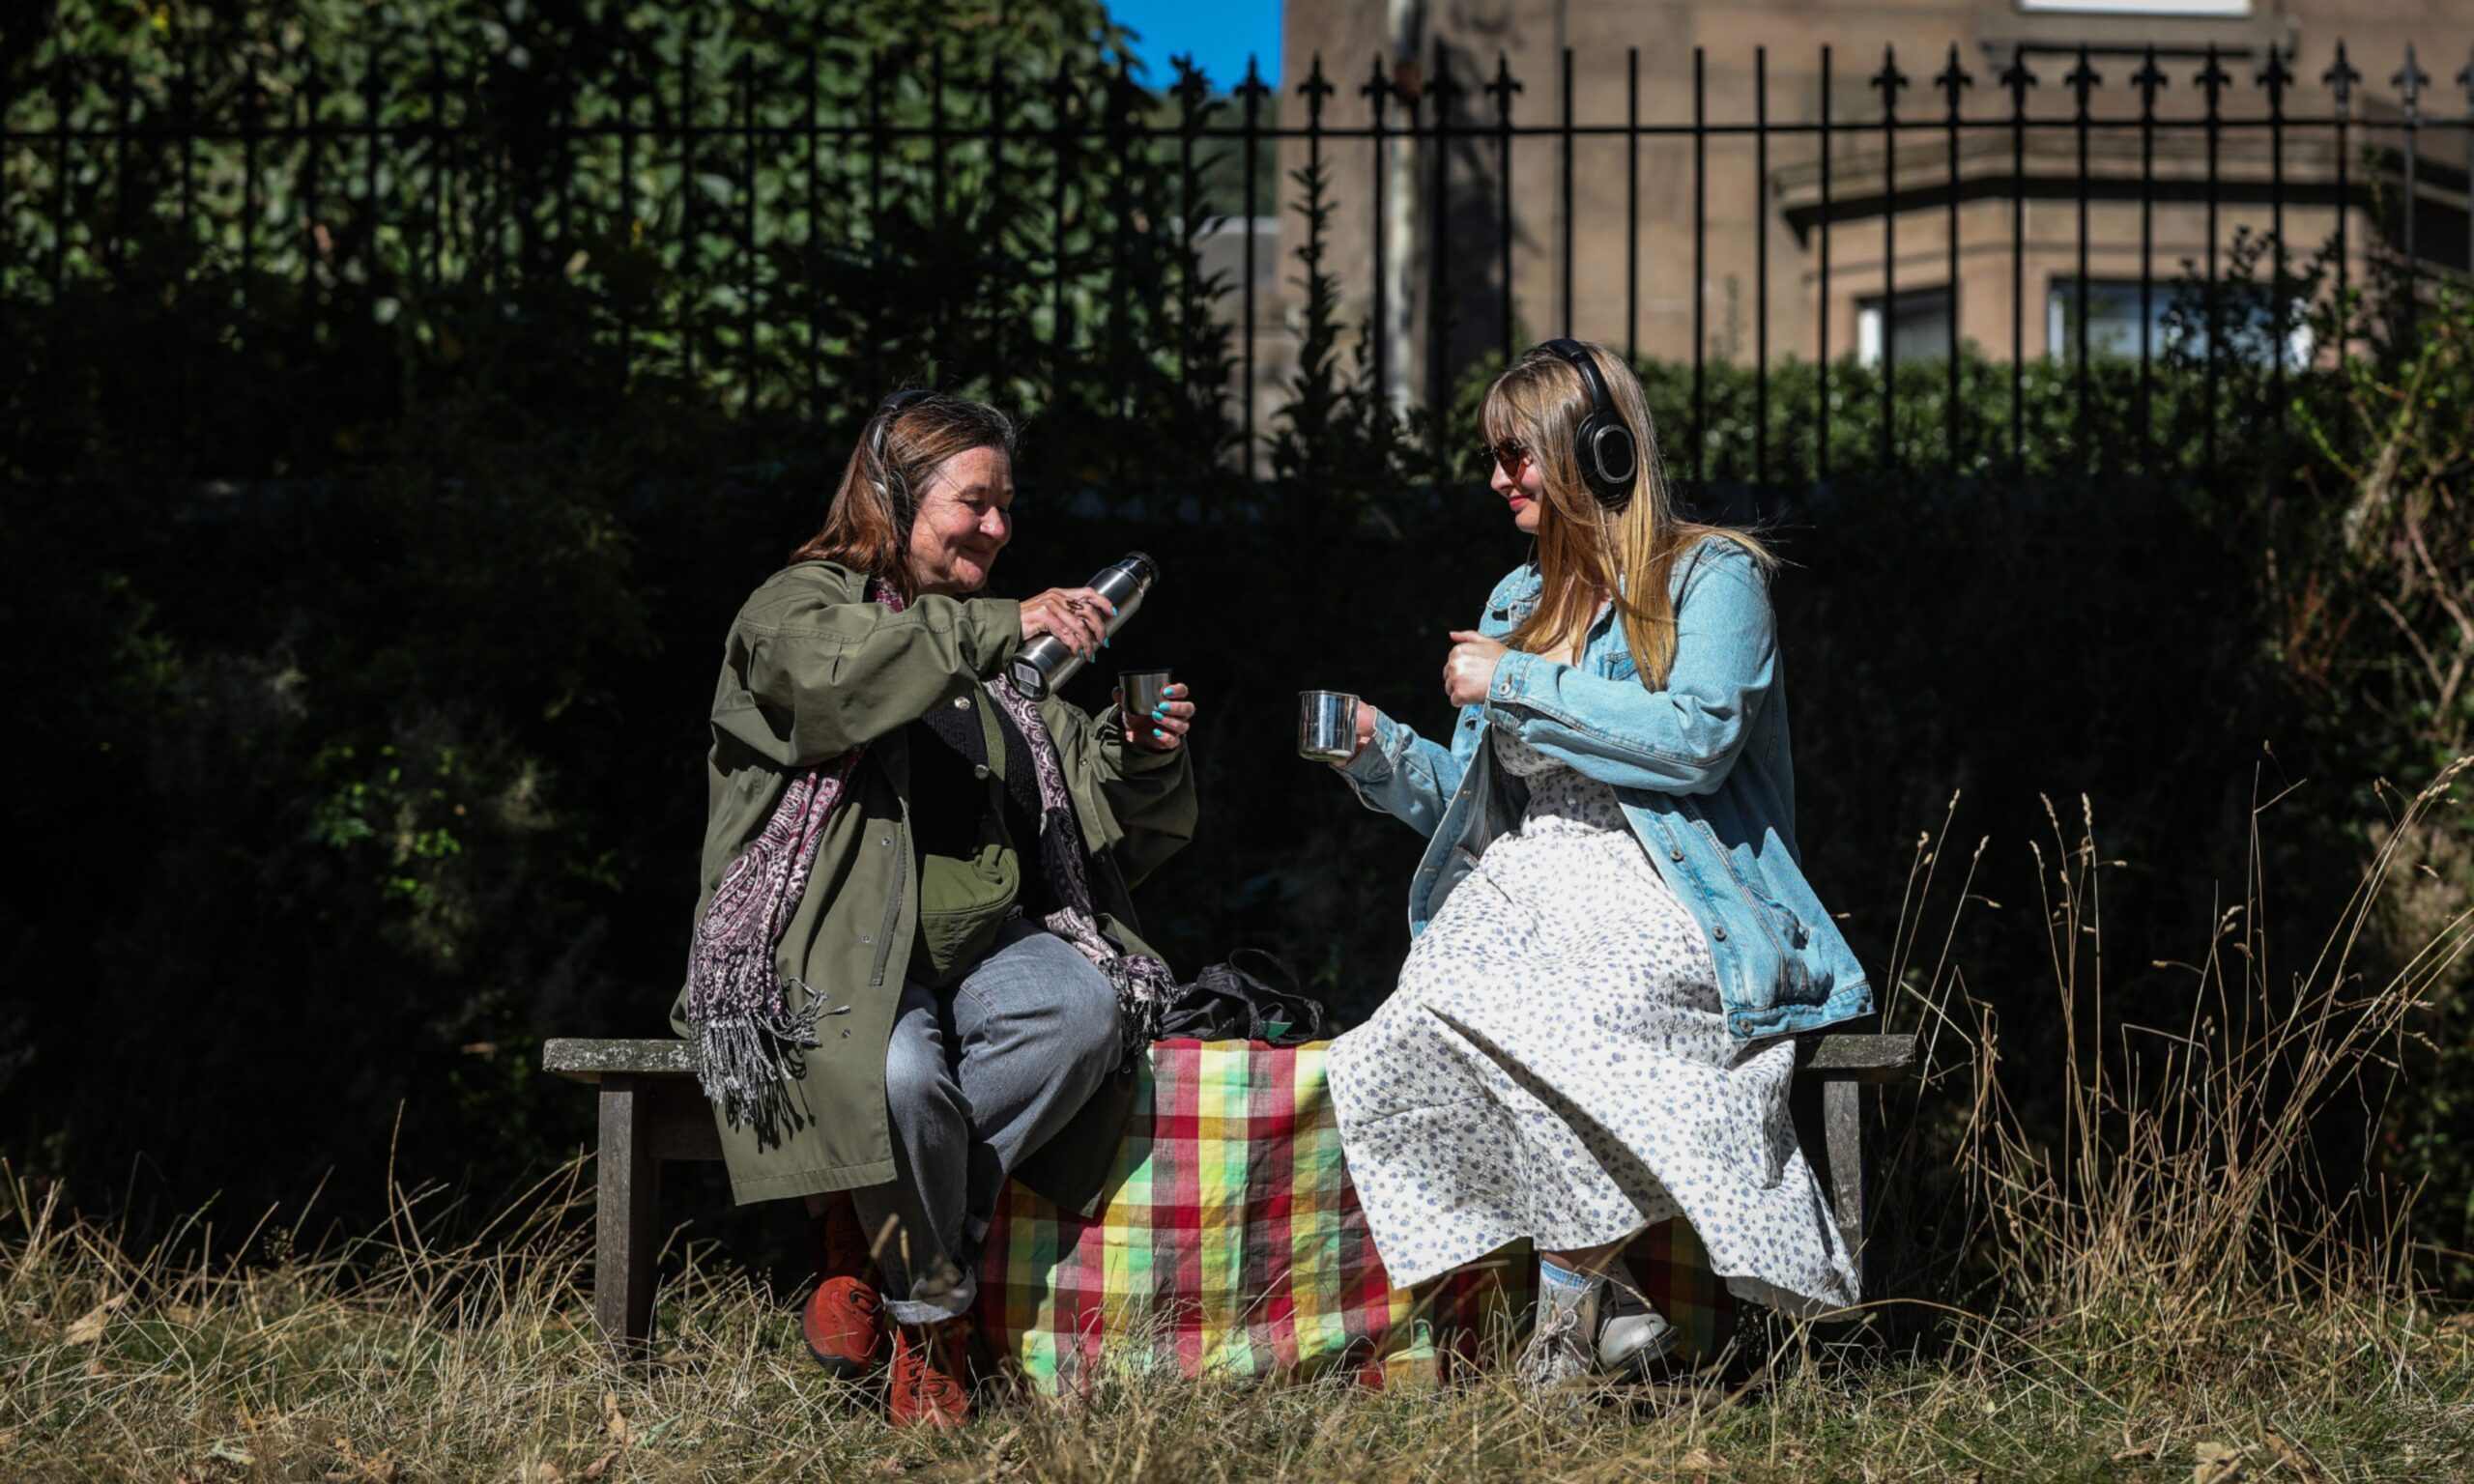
{"left": 1856, "top": 287, "right": 1955, "bottom": 367}
{"left": 2047, "top": 278, "right": 2309, "bottom": 367}
{"left": 2016, "top": 1, "right": 2250, "bottom": 14}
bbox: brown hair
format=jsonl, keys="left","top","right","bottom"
{"left": 1482, "top": 339, "right": 1771, "bottom": 688}
{"left": 791, "top": 392, "right": 1019, "bottom": 594}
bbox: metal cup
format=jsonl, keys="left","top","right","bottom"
{"left": 1119, "top": 668, "right": 1174, "bottom": 722}
{"left": 1297, "top": 690, "right": 1362, "bottom": 763}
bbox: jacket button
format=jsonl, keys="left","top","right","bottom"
{"left": 953, "top": 695, "right": 972, "bottom": 710}
{"left": 1668, "top": 846, "right": 1684, "bottom": 861}
{"left": 1712, "top": 926, "right": 1728, "bottom": 941}
{"left": 860, "top": 933, "right": 872, "bottom": 945}
{"left": 879, "top": 836, "right": 892, "bottom": 847}
{"left": 973, "top": 764, "right": 992, "bottom": 781}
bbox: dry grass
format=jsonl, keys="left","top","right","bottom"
{"left": 6, "top": 765, "right": 2474, "bottom": 1482}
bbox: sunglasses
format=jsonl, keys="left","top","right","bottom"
{"left": 1474, "top": 437, "right": 1531, "bottom": 478}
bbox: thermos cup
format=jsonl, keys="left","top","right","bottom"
{"left": 1007, "top": 552, "right": 1160, "bottom": 700}
{"left": 1297, "top": 690, "right": 1362, "bottom": 763}
{"left": 1118, "top": 669, "right": 1175, "bottom": 719}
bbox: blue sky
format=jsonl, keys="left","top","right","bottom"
{"left": 1106, "top": 0, "right": 1282, "bottom": 91}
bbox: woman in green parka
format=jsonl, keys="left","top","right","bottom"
{"left": 673, "top": 391, "right": 1198, "bottom": 1428}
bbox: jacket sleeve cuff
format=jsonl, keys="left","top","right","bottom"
{"left": 1482, "top": 649, "right": 1548, "bottom": 730}
{"left": 1338, "top": 708, "right": 1398, "bottom": 785}
{"left": 966, "top": 598, "right": 1024, "bottom": 674}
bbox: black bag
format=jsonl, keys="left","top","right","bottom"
{"left": 1154, "top": 949, "right": 1328, "bottom": 1045}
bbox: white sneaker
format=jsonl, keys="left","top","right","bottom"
{"left": 1596, "top": 1286, "right": 1680, "bottom": 1379}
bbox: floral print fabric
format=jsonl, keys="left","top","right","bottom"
{"left": 1327, "top": 726, "right": 1861, "bottom": 1313}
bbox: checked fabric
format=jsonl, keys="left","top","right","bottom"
{"left": 971, "top": 1039, "right": 1737, "bottom": 1393}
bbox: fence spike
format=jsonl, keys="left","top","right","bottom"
{"left": 2132, "top": 45, "right": 2167, "bottom": 115}
{"left": 1361, "top": 52, "right": 1392, "bottom": 109}
{"left": 2065, "top": 44, "right": 2101, "bottom": 117}
{"left": 2194, "top": 44, "right": 2229, "bottom": 114}
{"left": 1485, "top": 52, "right": 1523, "bottom": 110}
{"left": 2393, "top": 43, "right": 2427, "bottom": 118}
{"left": 1999, "top": 47, "right": 2038, "bottom": 102}
{"left": 1107, "top": 47, "right": 1143, "bottom": 122}
{"left": 2255, "top": 44, "right": 2291, "bottom": 100}
{"left": 1299, "top": 52, "right": 1335, "bottom": 114}
{"left": 2323, "top": 41, "right": 2358, "bottom": 117}
{"left": 1935, "top": 43, "right": 1972, "bottom": 114}
{"left": 1171, "top": 53, "right": 1210, "bottom": 114}
{"left": 1424, "top": 45, "right": 1459, "bottom": 113}
{"left": 1234, "top": 54, "right": 1270, "bottom": 105}
{"left": 1870, "top": 43, "right": 1909, "bottom": 117}
{"left": 2459, "top": 43, "right": 2474, "bottom": 104}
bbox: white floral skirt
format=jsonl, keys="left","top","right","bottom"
{"left": 1327, "top": 732, "right": 1860, "bottom": 1312}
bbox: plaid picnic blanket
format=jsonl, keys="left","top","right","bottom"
{"left": 972, "top": 1038, "right": 1736, "bottom": 1393}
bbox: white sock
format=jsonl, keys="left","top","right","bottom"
{"left": 1539, "top": 1258, "right": 1606, "bottom": 1307}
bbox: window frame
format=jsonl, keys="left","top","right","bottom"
{"left": 1856, "top": 285, "right": 1958, "bottom": 368}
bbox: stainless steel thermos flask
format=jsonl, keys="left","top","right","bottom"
{"left": 1005, "top": 552, "right": 1160, "bottom": 699}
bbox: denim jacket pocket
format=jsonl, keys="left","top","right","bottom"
{"left": 1758, "top": 894, "right": 1811, "bottom": 952}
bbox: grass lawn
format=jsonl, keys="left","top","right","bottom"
{"left": 2, "top": 1172, "right": 2468, "bottom": 1483}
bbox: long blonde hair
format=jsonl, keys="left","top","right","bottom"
{"left": 1482, "top": 340, "right": 1770, "bottom": 687}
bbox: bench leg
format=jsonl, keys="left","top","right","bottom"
{"left": 1821, "top": 1079, "right": 1874, "bottom": 1301}
{"left": 595, "top": 1073, "right": 662, "bottom": 1356}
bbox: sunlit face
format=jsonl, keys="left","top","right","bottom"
{"left": 906, "top": 445, "right": 1014, "bottom": 596}
{"left": 1486, "top": 433, "right": 1549, "bottom": 535}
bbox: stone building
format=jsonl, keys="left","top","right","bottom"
{"left": 1268, "top": 0, "right": 2471, "bottom": 410}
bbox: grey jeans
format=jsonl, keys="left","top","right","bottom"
{"left": 851, "top": 916, "right": 1121, "bottom": 1324}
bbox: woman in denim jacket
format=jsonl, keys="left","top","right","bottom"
{"left": 1323, "top": 339, "right": 1871, "bottom": 1388}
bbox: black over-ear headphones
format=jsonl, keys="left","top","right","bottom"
{"left": 869, "top": 387, "right": 936, "bottom": 512}
{"left": 1541, "top": 338, "right": 1638, "bottom": 508}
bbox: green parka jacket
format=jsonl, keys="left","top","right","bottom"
{"left": 669, "top": 559, "right": 1197, "bottom": 1212}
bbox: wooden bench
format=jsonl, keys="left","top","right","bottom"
{"left": 544, "top": 1031, "right": 1916, "bottom": 1353}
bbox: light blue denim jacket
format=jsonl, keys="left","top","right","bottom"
{"left": 1339, "top": 536, "right": 1872, "bottom": 1039}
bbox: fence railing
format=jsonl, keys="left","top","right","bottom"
{"left": 5, "top": 28, "right": 2471, "bottom": 491}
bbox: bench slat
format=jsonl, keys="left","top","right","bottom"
{"left": 543, "top": 1038, "right": 698, "bottom": 1083}
{"left": 544, "top": 1033, "right": 1918, "bottom": 1085}
{"left": 1795, "top": 1034, "right": 1917, "bottom": 1084}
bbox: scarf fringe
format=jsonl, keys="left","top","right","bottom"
{"left": 682, "top": 588, "right": 910, "bottom": 1141}
{"left": 691, "top": 992, "right": 826, "bottom": 1142}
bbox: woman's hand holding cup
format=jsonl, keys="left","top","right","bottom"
{"left": 1019, "top": 586, "right": 1116, "bottom": 661}
{"left": 1113, "top": 678, "right": 1194, "bottom": 753}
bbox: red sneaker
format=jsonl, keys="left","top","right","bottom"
{"left": 885, "top": 1319, "right": 974, "bottom": 1430}
{"left": 801, "top": 1275, "right": 887, "bottom": 1380}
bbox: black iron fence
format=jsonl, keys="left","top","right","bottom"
{"left": 5, "top": 26, "right": 2471, "bottom": 491}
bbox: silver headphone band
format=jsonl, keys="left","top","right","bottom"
{"left": 869, "top": 387, "right": 936, "bottom": 510}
